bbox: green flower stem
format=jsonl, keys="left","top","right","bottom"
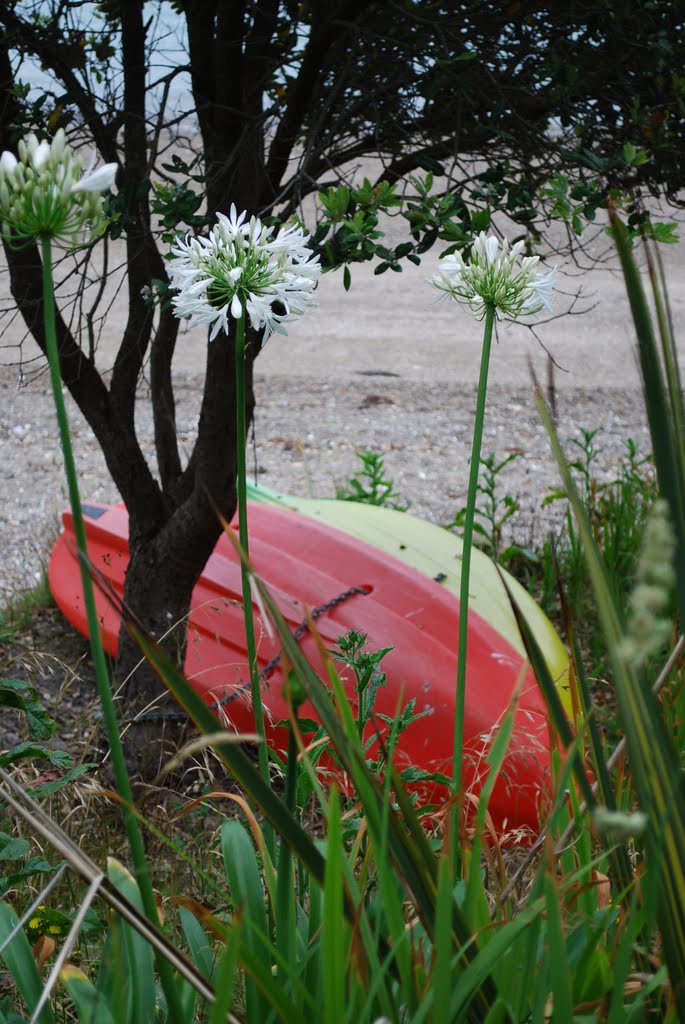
{"left": 40, "top": 237, "right": 183, "bottom": 1020}
{"left": 452, "top": 303, "right": 496, "bottom": 801}
{"left": 234, "top": 312, "right": 272, "bottom": 794}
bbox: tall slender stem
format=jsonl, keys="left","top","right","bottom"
{"left": 40, "top": 238, "right": 183, "bottom": 1019}
{"left": 451, "top": 303, "right": 496, "bottom": 828}
{"left": 234, "top": 313, "right": 271, "bottom": 792}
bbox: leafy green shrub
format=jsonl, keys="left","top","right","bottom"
{"left": 336, "top": 451, "right": 410, "bottom": 511}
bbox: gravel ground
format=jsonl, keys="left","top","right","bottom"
{"left": 0, "top": 366, "right": 652, "bottom": 606}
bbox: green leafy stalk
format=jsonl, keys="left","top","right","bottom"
{"left": 234, "top": 311, "right": 271, "bottom": 794}
{"left": 40, "top": 237, "right": 183, "bottom": 1020}
{"left": 452, "top": 303, "right": 495, "bottom": 838}
{"left": 536, "top": 384, "right": 685, "bottom": 1010}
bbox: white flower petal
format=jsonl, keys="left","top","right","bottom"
{"left": 484, "top": 235, "right": 499, "bottom": 263}
{"left": 0, "top": 151, "right": 17, "bottom": 175}
{"left": 32, "top": 141, "right": 51, "bottom": 173}
{"left": 72, "top": 163, "right": 118, "bottom": 194}
{"left": 230, "top": 293, "right": 243, "bottom": 319}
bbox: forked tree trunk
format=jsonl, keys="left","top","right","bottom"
{"left": 114, "top": 340, "right": 256, "bottom": 780}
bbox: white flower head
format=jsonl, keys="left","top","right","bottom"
{"left": 0, "top": 128, "right": 117, "bottom": 249}
{"left": 428, "top": 231, "right": 556, "bottom": 320}
{"left": 169, "top": 203, "right": 321, "bottom": 342}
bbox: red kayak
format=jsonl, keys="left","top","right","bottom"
{"left": 49, "top": 501, "right": 553, "bottom": 834}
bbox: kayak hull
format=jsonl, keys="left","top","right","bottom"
{"left": 49, "top": 501, "right": 556, "bottom": 834}
{"left": 247, "top": 483, "right": 571, "bottom": 713}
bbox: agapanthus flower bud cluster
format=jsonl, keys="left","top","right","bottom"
{"left": 169, "top": 204, "right": 321, "bottom": 342}
{"left": 430, "top": 232, "right": 556, "bottom": 320}
{"left": 621, "top": 498, "right": 675, "bottom": 668}
{"left": 0, "top": 129, "right": 117, "bottom": 249}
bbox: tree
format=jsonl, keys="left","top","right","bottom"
{"left": 0, "top": 0, "right": 682, "bottom": 748}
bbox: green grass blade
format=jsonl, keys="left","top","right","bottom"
{"left": 221, "top": 820, "right": 270, "bottom": 1022}
{"left": 107, "top": 858, "right": 156, "bottom": 1024}
{"left": 543, "top": 873, "right": 573, "bottom": 1022}
{"left": 275, "top": 731, "right": 298, "bottom": 992}
{"left": 499, "top": 574, "right": 594, "bottom": 808}
{"left": 464, "top": 702, "right": 515, "bottom": 933}
{"left": 304, "top": 880, "right": 323, "bottom": 1007}
{"left": 58, "top": 967, "right": 115, "bottom": 1024}
{"left": 323, "top": 789, "right": 347, "bottom": 1024}
{"left": 610, "top": 209, "right": 685, "bottom": 620}
{"left": 448, "top": 904, "right": 543, "bottom": 1021}
{"left": 432, "top": 854, "right": 455, "bottom": 1023}
{"left": 254, "top": 577, "right": 500, "bottom": 1016}
{"left": 208, "top": 920, "right": 240, "bottom": 1024}
{"left": 236, "top": 940, "right": 309, "bottom": 1023}
{"left": 178, "top": 906, "right": 213, "bottom": 1021}
{"left": 503, "top": 570, "right": 634, "bottom": 893}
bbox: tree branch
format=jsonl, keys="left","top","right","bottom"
{"left": 0, "top": 3, "right": 118, "bottom": 163}
{"left": 262, "top": 0, "right": 372, "bottom": 208}
{"left": 184, "top": 5, "right": 218, "bottom": 156}
{"left": 150, "top": 306, "right": 183, "bottom": 498}
{"left": 110, "top": 2, "right": 156, "bottom": 425}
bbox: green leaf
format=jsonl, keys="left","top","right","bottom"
{"left": 178, "top": 906, "right": 212, "bottom": 1021}
{"left": 106, "top": 859, "right": 156, "bottom": 1024}
{"left": 208, "top": 921, "right": 240, "bottom": 1024}
{"left": 0, "top": 681, "right": 53, "bottom": 740}
{"left": 544, "top": 875, "right": 573, "bottom": 1021}
{"left": 0, "top": 856, "right": 60, "bottom": 898}
{"left": 59, "top": 966, "right": 115, "bottom": 1024}
{"left": 323, "top": 789, "right": 347, "bottom": 1024}
{"left": 414, "top": 154, "right": 445, "bottom": 174}
{"left": 220, "top": 821, "right": 270, "bottom": 1023}
{"left": 0, "top": 743, "right": 70, "bottom": 770}
{"left": 651, "top": 221, "right": 679, "bottom": 244}
{"left": 27, "top": 763, "right": 95, "bottom": 797}
{"left": 0, "top": 834, "right": 30, "bottom": 861}
{"left": 343, "top": 264, "right": 351, "bottom": 291}
{"left": 179, "top": 906, "right": 214, "bottom": 981}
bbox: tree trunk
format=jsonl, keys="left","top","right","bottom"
{"left": 114, "top": 336, "right": 255, "bottom": 781}
{"left": 114, "top": 487, "right": 237, "bottom": 780}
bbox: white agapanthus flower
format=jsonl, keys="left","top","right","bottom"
{"left": 429, "top": 232, "right": 556, "bottom": 320}
{"left": 0, "top": 129, "right": 117, "bottom": 248}
{"left": 169, "top": 204, "right": 321, "bottom": 342}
